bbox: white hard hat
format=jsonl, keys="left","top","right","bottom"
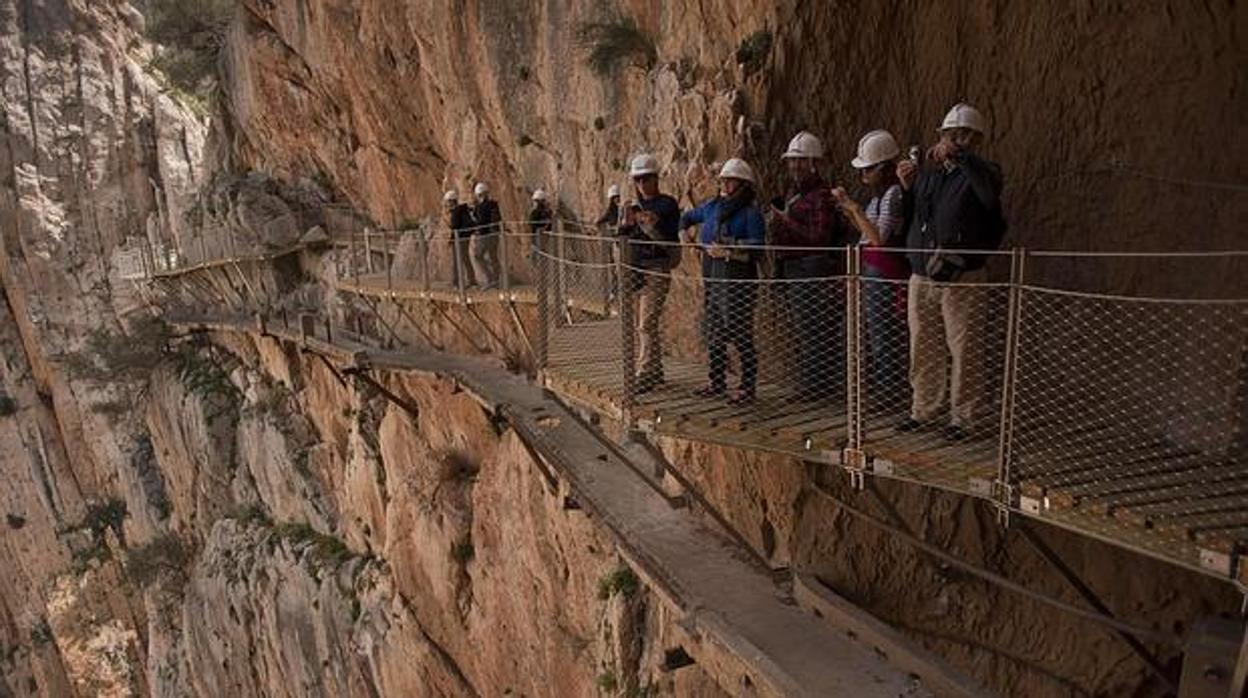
{"left": 850, "top": 130, "right": 901, "bottom": 169}
{"left": 532, "top": 188, "right": 548, "bottom": 202}
{"left": 939, "top": 103, "right": 986, "bottom": 134}
{"left": 717, "top": 158, "right": 757, "bottom": 185}
{"left": 443, "top": 190, "right": 457, "bottom": 202}
{"left": 629, "top": 153, "right": 659, "bottom": 178}
{"left": 473, "top": 182, "right": 489, "bottom": 196}
{"left": 607, "top": 184, "right": 620, "bottom": 199}
{"left": 781, "top": 131, "right": 824, "bottom": 160}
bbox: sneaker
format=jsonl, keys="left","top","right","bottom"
{"left": 692, "top": 384, "right": 725, "bottom": 398}
{"left": 895, "top": 417, "right": 925, "bottom": 433}
{"left": 726, "top": 390, "right": 755, "bottom": 406}
{"left": 943, "top": 425, "right": 970, "bottom": 442}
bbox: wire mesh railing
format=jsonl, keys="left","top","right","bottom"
{"left": 532, "top": 230, "right": 1248, "bottom": 579}
{"left": 140, "top": 202, "right": 1248, "bottom": 580}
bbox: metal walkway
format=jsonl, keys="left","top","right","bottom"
{"left": 121, "top": 218, "right": 1248, "bottom": 589}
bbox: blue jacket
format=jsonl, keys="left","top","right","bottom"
{"left": 680, "top": 197, "right": 765, "bottom": 247}
{"left": 681, "top": 197, "right": 765, "bottom": 278}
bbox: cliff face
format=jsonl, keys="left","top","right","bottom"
{"left": 224, "top": 0, "right": 1244, "bottom": 253}
{"left": 1, "top": 1, "right": 1244, "bottom": 697}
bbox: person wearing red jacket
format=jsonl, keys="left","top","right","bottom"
{"left": 770, "top": 131, "right": 854, "bottom": 402}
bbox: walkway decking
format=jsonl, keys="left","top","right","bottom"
{"left": 167, "top": 311, "right": 984, "bottom": 697}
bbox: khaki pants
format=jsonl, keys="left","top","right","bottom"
{"left": 636, "top": 273, "right": 671, "bottom": 382}
{"left": 907, "top": 272, "right": 986, "bottom": 427}
{"left": 471, "top": 233, "right": 500, "bottom": 287}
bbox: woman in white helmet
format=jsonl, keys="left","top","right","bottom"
{"left": 832, "top": 130, "right": 910, "bottom": 403}
{"left": 678, "top": 158, "right": 765, "bottom": 405}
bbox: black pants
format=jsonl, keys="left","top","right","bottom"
{"left": 779, "top": 255, "right": 844, "bottom": 399}
{"left": 703, "top": 262, "right": 758, "bottom": 393}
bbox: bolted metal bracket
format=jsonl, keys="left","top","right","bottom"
{"left": 991, "top": 479, "right": 1015, "bottom": 528}
{"left": 842, "top": 448, "right": 868, "bottom": 490}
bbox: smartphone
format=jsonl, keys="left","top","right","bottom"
{"left": 908, "top": 146, "right": 921, "bottom": 164}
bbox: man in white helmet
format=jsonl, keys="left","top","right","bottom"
{"left": 772, "top": 131, "right": 853, "bottom": 402}
{"left": 620, "top": 153, "right": 682, "bottom": 392}
{"left": 469, "top": 182, "right": 502, "bottom": 289}
{"left": 527, "top": 188, "right": 553, "bottom": 263}
{"left": 895, "top": 102, "right": 1006, "bottom": 441}
{"left": 444, "top": 189, "right": 474, "bottom": 288}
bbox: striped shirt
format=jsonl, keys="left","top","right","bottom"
{"left": 862, "top": 184, "right": 908, "bottom": 278}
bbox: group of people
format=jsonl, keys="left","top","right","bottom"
{"left": 442, "top": 182, "right": 504, "bottom": 289}
{"left": 444, "top": 101, "right": 1006, "bottom": 442}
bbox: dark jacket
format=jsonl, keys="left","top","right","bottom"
{"left": 619, "top": 194, "right": 681, "bottom": 270}
{"left": 448, "top": 204, "right": 473, "bottom": 238}
{"left": 529, "top": 204, "right": 553, "bottom": 235}
{"left": 596, "top": 200, "right": 620, "bottom": 229}
{"left": 904, "top": 152, "right": 1006, "bottom": 274}
{"left": 471, "top": 199, "right": 502, "bottom": 236}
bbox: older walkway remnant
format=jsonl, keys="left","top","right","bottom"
{"left": 168, "top": 310, "right": 987, "bottom": 697}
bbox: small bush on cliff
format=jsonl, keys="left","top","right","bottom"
{"left": 450, "top": 537, "right": 474, "bottom": 565}
{"left": 144, "top": 0, "right": 234, "bottom": 97}
{"left": 0, "top": 393, "right": 16, "bottom": 416}
{"left": 735, "top": 30, "right": 773, "bottom": 76}
{"left": 273, "top": 522, "right": 354, "bottom": 575}
{"left": 596, "top": 566, "right": 639, "bottom": 600}
{"left": 63, "top": 317, "right": 173, "bottom": 384}
{"left": 82, "top": 498, "right": 128, "bottom": 541}
{"left": 577, "top": 18, "right": 657, "bottom": 76}
{"left": 126, "top": 533, "right": 191, "bottom": 588}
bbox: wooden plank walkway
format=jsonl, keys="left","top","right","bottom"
{"left": 543, "top": 318, "right": 1247, "bottom": 581}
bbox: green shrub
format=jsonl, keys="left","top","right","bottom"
{"left": 593, "top": 116, "right": 606, "bottom": 131}
{"left": 577, "top": 18, "right": 657, "bottom": 76}
{"left": 736, "top": 30, "right": 773, "bottom": 75}
{"left": 144, "top": 0, "right": 233, "bottom": 95}
{"left": 597, "top": 566, "right": 639, "bottom": 600}
{"left": 0, "top": 394, "right": 16, "bottom": 416}
{"left": 273, "top": 522, "right": 354, "bottom": 572}
{"left": 63, "top": 318, "right": 173, "bottom": 383}
{"left": 126, "top": 533, "right": 190, "bottom": 587}
{"left": 596, "top": 671, "right": 618, "bottom": 693}
{"left": 29, "top": 620, "right": 53, "bottom": 646}
{"left": 83, "top": 498, "right": 127, "bottom": 540}
{"left": 450, "top": 538, "right": 474, "bottom": 564}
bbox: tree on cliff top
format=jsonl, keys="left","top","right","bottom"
{"left": 143, "top": 0, "right": 234, "bottom": 101}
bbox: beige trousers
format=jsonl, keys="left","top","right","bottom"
{"left": 907, "top": 272, "right": 986, "bottom": 427}
{"left": 636, "top": 274, "right": 671, "bottom": 381}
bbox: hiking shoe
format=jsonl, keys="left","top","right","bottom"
{"left": 943, "top": 425, "right": 970, "bottom": 442}
{"left": 726, "top": 390, "right": 755, "bottom": 406}
{"left": 692, "top": 384, "right": 725, "bottom": 398}
{"left": 895, "top": 417, "right": 926, "bottom": 433}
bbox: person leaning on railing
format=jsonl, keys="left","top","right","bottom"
{"left": 680, "top": 159, "right": 766, "bottom": 406}
{"left": 895, "top": 103, "right": 1008, "bottom": 442}
{"left": 444, "top": 189, "right": 475, "bottom": 288}
{"left": 620, "top": 153, "right": 682, "bottom": 393}
{"left": 470, "top": 182, "right": 503, "bottom": 289}
{"left": 769, "top": 131, "right": 854, "bottom": 403}
{"left": 832, "top": 130, "right": 911, "bottom": 403}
